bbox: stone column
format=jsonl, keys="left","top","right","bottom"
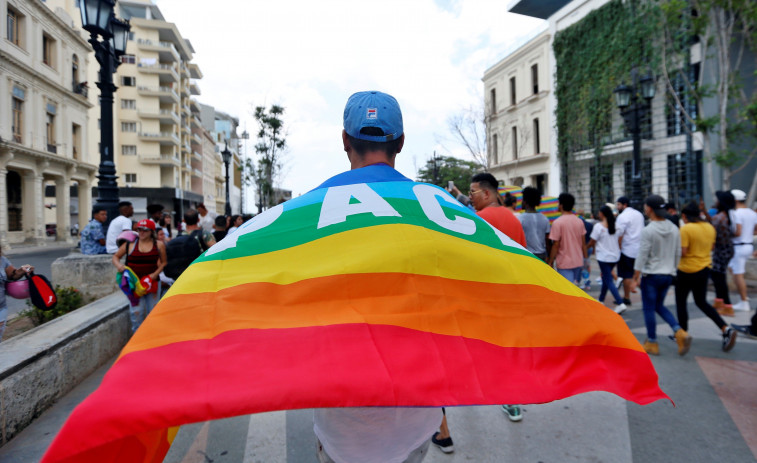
{"left": 24, "top": 170, "right": 45, "bottom": 245}
{"left": 78, "top": 174, "right": 94, "bottom": 233}
{"left": 55, "top": 174, "right": 72, "bottom": 243}
{"left": 0, "top": 167, "right": 8, "bottom": 251}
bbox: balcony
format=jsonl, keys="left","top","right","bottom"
{"left": 192, "top": 149, "right": 202, "bottom": 161}
{"left": 188, "top": 62, "right": 203, "bottom": 79}
{"left": 191, "top": 168, "right": 203, "bottom": 178}
{"left": 190, "top": 113, "right": 201, "bottom": 129}
{"left": 138, "top": 109, "right": 179, "bottom": 125}
{"left": 140, "top": 153, "right": 181, "bottom": 166}
{"left": 189, "top": 80, "right": 201, "bottom": 96}
{"left": 136, "top": 39, "right": 179, "bottom": 62}
{"left": 189, "top": 98, "right": 200, "bottom": 113}
{"left": 72, "top": 82, "right": 88, "bottom": 98}
{"left": 180, "top": 64, "right": 189, "bottom": 77}
{"left": 191, "top": 132, "right": 202, "bottom": 145}
{"left": 180, "top": 83, "right": 189, "bottom": 97}
{"left": 137, "top": 86, "right": 179, "bottom": 104}
{"left": 138, "top": 131, "right": 180, "bottom": 145}
{"left": 137, "top": 63, "right": 179, "bottom": 82}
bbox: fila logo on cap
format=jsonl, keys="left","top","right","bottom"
{"left": 366, "top": 108, "right": 377, "bottom": 119}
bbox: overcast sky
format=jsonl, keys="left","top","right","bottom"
{"left": 155, "top": 0, "right": 544, "bottom": 201}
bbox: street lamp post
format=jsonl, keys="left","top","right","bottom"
{"left": 221, "top": 143, "right": 232, "bottom": 217}
{"left": 614, "top": 70, "right": 656, "bottom": 211}
{"left": 78, "top": 0, "right": 130, "bottom": 228}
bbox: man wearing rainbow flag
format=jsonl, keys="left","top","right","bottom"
{"left": 312, "top": 91, "right": 442, "bottom": 463}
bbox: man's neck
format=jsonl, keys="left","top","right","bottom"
{"left": 185, "top": 225, "right": 200, "bottom": 231}
{"left": 349, "top": 151, "right": 394, "bottom": 170}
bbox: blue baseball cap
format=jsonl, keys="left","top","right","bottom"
{"left": 343, "top": 91, "right": 403, "bottom": 142}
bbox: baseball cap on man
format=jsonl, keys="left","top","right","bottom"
{"left": 644, "top": 194, "right": 666, "bottom": 211}
{"left": 343, "top": 91, "right": 403, "bottom": 143}
{"left": 731, "top": 189, "right": 747, "bottom": 202}
{"left": 136, "top": 219, "right": 155, "bottom": 231}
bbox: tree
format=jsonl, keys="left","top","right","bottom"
{"left": 241, "top": 105, "right": 286, "bottom": 213}
{"left": 416, "top": 154, "right": 480, "bottom": 189}
{"left": 660, "top": 0, "right": 757, "bottom": 199}
{"left": 437, "top": 106, "right": 488, "bottom": 170}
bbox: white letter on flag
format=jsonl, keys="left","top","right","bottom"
{"left": 413, "top": 184, "right": 476, "bottom": 235}
{"left": 318, "top": 183, "right": 401, "bottom": 229}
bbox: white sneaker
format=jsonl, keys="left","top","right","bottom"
{"left": 614, "top": 303, "right": 627, "bottom": 314}
{"left": 733, "top": 300, "right": 751, "bottom": 311}
{"left": 615, "top": 278, "right": 623, "bottom": 289}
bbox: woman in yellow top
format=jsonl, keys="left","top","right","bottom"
{"left": 675, "top": 201, "right": 737, "bottom": 352}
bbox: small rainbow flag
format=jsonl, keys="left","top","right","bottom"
{"left": 42, "top": 164, "right": 668, "bottom": 463}
{"left": 497, "top": 185, "right": 522, "bottom": 211}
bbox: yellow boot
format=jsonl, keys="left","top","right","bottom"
{"left": 643, "top": 340, "right": 660, "bottom": 356}
{"left": 674, "top": 329, "right": 692, "bottom": 356}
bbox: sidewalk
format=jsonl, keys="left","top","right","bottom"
{"left": 4, "top": 239, "right": 78, "bottom": 257}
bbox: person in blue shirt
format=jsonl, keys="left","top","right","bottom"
{"left": 80, "top": 206, "right": 108, "bottom": 255}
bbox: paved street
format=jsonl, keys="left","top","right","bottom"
{"left": 1, "top": 275, "right": 755, "bottom": 462}
{"left": 4, "top": 243, "right": 77, "bottom": 319}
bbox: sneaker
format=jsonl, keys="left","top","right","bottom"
{"left": 674, "top": 328, "right": 692, "bottom": 356}
{"left": 616, "top": 278, "right": 624, "bottom": 289}
{"left": 643, "top": 340, "right": 660, "bottom": 355}
{"left": 613, "top": 303, "right": 627, "bottom": 315}
{"left": 722, "top": 328, "right": 737, "bottom": 352}
{"left": 713, "top": 298, "right": 724, "bottom": 310}
{"left": 501, "top": 404, "right": 523, "bottom": 422}
{"left": 717, "top": 304, "right": 735, "bottom": 317}
{"left": 583, "top": 282, "right": 591, "bottom": 291}
{"left": 431, "top": 432, "right": 454, "bottom": 454}
{"left": 622, "top": 298, "right": 632, "bottom": 306}
{"left": 731, "top": 324, "right": 757, "bottom": 340}
{"left": 733, "top": 300, "right": 751, "bottom": 312}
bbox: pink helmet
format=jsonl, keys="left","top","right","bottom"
{"left": 6, "top": 279, "right": 30, "bottom": 299}
{"left": 116, "top": 230, "right": 138, "bottom": 247}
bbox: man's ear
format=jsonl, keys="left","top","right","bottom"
{"left": 396, "top": 134, "right": 405, "bottom": 154}
{"left": 342, "top": 130, "right": 350, "bottom": 153}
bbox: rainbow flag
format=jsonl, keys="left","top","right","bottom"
{"left": 536, "top": 195, "right": 560, "bottom": 223}
{"left": 43, "top": 164, "right": 668, "bottom": 463}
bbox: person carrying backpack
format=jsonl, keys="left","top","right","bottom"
{"left": 163, "top": 209, "right": 215, "bottom": 282}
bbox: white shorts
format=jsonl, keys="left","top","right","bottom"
{"left": 728, "top": 244, "right": 754, "bottom": 274}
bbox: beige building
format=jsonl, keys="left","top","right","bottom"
{"left": 483, "top": 28, "right": 552, "bottom": 194}
{"left": 0, "top": 0, "right": 96, "bottom": 248}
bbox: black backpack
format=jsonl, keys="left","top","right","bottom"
{"left": 164, "top": 230, "right": 207, "bottom": 280}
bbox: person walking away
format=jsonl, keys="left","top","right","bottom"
{"left": 197, "top": 203, "right": 217, "bottom": 234}
{"left": 112, "top": 219, "right": 166, "bottom": 334}
{"left": 588, "top": 205, "right": 626, "bottom": 313}
{"left": 212, "top": 215, "right": 228, "bottom": 242}
{"left": 729, "top": 189, "right": 757, "bottom": 312}
{"left": 577, "top": 210, "right": 594, "bottom": 290}
{"left": 548, "top": 193, "right": 587, "bottom": 285}
{"left": 0, "top": 249, "right": 34, "bottom": 341}
{"left": 616, "top": 196, "right": 645, "bottom": 306}
{"left": 665, "top": 202, "right": 680, "bottom": 227}
{"left": 708, "top": 192, "right": 737, "bottom": 315}
{"left": 518, "top": 186, "right": 551, "bottom": 262}
{"left": 80, "top": 206, "right": 108, "bottom": 255}
{"left": 313, "top": 91, "right": 441, "bottom": 463}
{"left": 632, "top": 195, "right": 691, "bottom": 356}
{"left": 675, "top": 201, "right": 737, "bottom": 352}
{"left": 105, "top": 201, "right": 134, "bottom": 253}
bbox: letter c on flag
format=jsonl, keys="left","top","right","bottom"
{"left": 413, "top": 184, "right": 476, "bottom": 235}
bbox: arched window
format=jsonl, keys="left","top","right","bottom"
{"left": 72, "top": 54, "right": 79, "bottom": 87}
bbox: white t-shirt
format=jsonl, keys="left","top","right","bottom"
{"left": 616, "top": 207, "right": 645, "bottom": 258}
{"left": 198, "top": 211, "right": 217, "bottom": 233}
{"left": 314, "top": 407, "right": 442, "bottom": 463}
{"left": 105, "top": 215, "right": 133, "bottom": 253}
{"left": 732, "top": 207, "right": 757, "bottom": 245}
{"left": 590, "top": 222, "right": 621, "bottom": 263}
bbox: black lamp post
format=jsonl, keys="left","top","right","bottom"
{"left": 221, "top": 143, "right": 232, "bottom": 216}
{"left": 614, "top": 71, "right": 656, "bottom": 211}
{"left": 78, "top": 0, "right": 130, "bottom": 229}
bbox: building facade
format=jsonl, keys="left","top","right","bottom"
{"left": 483, "top": 29, "right": 552, "bottom": 194}
{"left": 0, "top": 0, "right": 96, "bottom": 248}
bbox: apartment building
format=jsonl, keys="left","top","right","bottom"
{"left": 0, "top": 0, "right": 96, "bottom": 248}
{"left": 483, "top": 28, "right": 552, "bottom": 194}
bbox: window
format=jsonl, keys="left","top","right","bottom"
{"left": 666, "top": 64, "right": 700, "bottom": 137}
{"left": 533, "top": 118, "right": 540, "bottom": 154}
{"left": 42, "top": 32, "right": 56, "bottom": 68}
{"left": 121, "top": 76, "right": 136, "bottom": 86}
{"left": 46, "top": 103, "right": 56, "bottom": 153}
{"left": 128, "top": 31, "right": 135, "bottom": 41}
{"left": 7, "top": 6, "right": 21, "bottom": 46}
{"left": 590, "top": 164, "right": 614, "bottom": 214}
{"left": 667, "top": 151, "right": 703, "bottom": 206}
{"left": 121, "top": 122, "right": 136, "bottom": 132}
{"left": 531, "top": 64, "right": 539, "bottom": 94}
{"left": 490, "top": 88, "right": 497, "bottom": 115}
{"left": 72, "top": 124, "right": 81, "bottom": 160}
{"left": 509, "top": 77, "right": 516, "bottom": 106}
{"left": 72, "top": 54, "right": 79, "bottom": 86}
{"left": 120, "top": 54, "right": 135, "bottom": 64}
{"left": 121, "top": 99, "right": 136, "bottom": 109}
{"left": 492, "top": 134, "right": 498, "bottom": 164}
{"left": 624, "top": 158, "right": 653, "bottom": 199}
{"left": 11, "top": 87, "right": 24, "bottom": 143}
{"left": 122, "top": 145, "right": 137, "bottom": 155}
{"left": 124, "top": 173, "right": 137, "bottom": 183}
{"left": 511, "top": 126, "right": 518, "bottom": 159}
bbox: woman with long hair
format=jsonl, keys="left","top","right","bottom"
{"left": 709, "top": 191, "right": 739, "bottom": 315}
{"left": 587, "top": 205, "right": 625, "bottom": 313}
{"left": 113, "top": 219, "right": 166, "bottom": 334}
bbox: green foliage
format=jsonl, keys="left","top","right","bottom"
{"left": 20, "top": 286, "right": 85, "bottom": 326}
{"left": 416, "top": 155, "right": 480, "bottom": 189}
{"left": 553, "top": 0, "right": 662, "bottom": 161}
{"left": 241, "top": 105, "right": 286, "bottom": 212}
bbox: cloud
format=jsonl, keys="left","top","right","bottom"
{"left": 155, "top": 0, "right": 544, "bottom": 197}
